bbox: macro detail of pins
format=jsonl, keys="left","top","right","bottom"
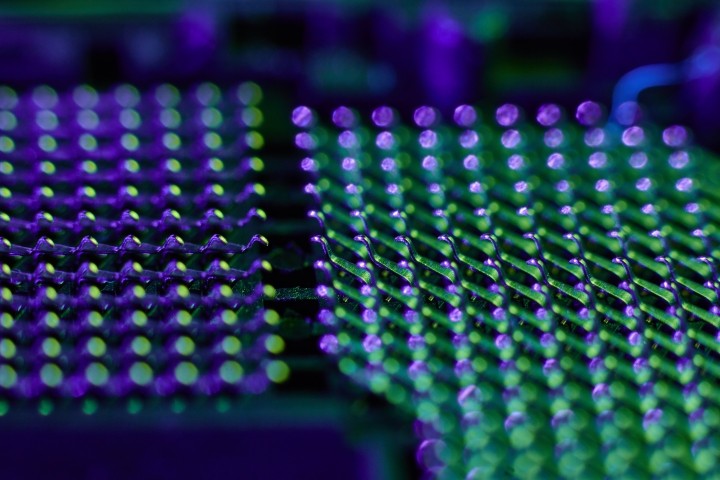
{"left": 296, "top": 102, "right": 720, "bottom": 479}
{"left": 0, "top": 82, "right": 289, "bottom": 414}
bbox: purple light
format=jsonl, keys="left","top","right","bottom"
{"left": 463, "top": 155, "right": 479, "bottom": 170}
{"left": 381, "top": 157, "right": 396, "bottom": 171}
{"left": 376, "top": 131, "right": 395, "bottom": 150}
{"left": 669, "top": 151, "right": 690, "bottom": 169}
{"left": 338, "top": 131, "right": 358, "bottom": 149}
{"left": 408, "top": 335, "right": 425, "bottom": 350}
{"left": 629, "top": 152, "right": 647, "bottom": 169}
{"left": 595, "top": 179, "right": 610, "bottom": 192}
{"left": 544, "top": 128, "right": 564, "bottom": 148}
{"left": 341, "top": 157, "right": 357, "bottom": 171}
{"left": 584, "top": 128, "right": 605, "bottom": 147}
{"left": 547, "top": 153, "right": 565, "bottom": 170}
{"left": 300, "top": 157, "right": 317, "bottom": 172}
{"left": 362, "top": 334, "right": 382, "bottom": 353}
{"left": 495, "top": 334, "right": 511, "bottom": 350}
{"left": 332, "top": 106, "right": 356, "bottom": 129}
{"left": 422, "top": 155, "right": 438, "bottom": 170}
{"left": 507, "top": 154, "right": 525, "bottom": 170}
{"left": 514, "top": 182, "right": 528, "bottom": 193}
{"left": 621, "top": 126, "right": 645, "bottom": 147}
{"left": 615, "top": 101, "right": 641, "bottom": 126}
{"left": 414, "top": 106, "right": 437, "bottom": 127}
{"left": 292, "top": 106, "right": 314, "bottom": 128}
{"left": 663, "top": 125, "right": 688, "bottom": 147}
{"left": 453, "top": 105, "right": 477, "bottom": 127}
{"left": 419, "top": 130, "right": 438, "bottom": 148}
{"left": 575, "top": 101, "right": 603, "bottom": 126}
{"left": 501, "top": 130, "right": 521, "bottom": 149}
{"left": 588, "top": 152, "right": 608, "bottom": 169}
{"left": 459, "top": 130, "right": 479, "bottom": 148}
{"left": 319, "top": 334, "right": 339, "bottom": 354}
{"left": 372, "top": 106, "right": 395, "bottom": 127}
{"left": 495, "top": 104, "right": 519, "bottom": 127}
{"left": 676, "top": 178, "right": 693, "bottom": 192}
{"left": 635, "top": 177, "right": 652, "bottom": 192}
{"left": 536, "top": 104, "right": 561, "bottom": 126}
{"left": 685, "top": 203, "right": 700, "bottom": 213}
{"left": 295, "top": 132, "right": 316, "bottom": 150}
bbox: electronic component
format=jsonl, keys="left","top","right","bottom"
{"left": 298, "top": 102, "right": 720, "bottom": 479}
{"left": 0, "top": 82, "right": 289, "bottom": 412}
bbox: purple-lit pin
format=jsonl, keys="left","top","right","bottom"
{"left": 453, "top": 105, "right": 477, "bottom": 127}
{"left": 496, "top": 104, "right": 519, "bottom": 127}
{"left": 536, "top": 104, "right": 562, "bottom": 127}
{"left": 576, "top": 101, "right": 603, "bottom": 126}
{"left": 414, "top": 106, "right": 437, "bottom": 128}
{"left": 372, "top": 106, "right": 395, "bottom": 127}
{"left": 292, "top": 106, "right": 315, "bottom": 128}
{"left": 332, "top": 106, "right": 356, "bottom": 129}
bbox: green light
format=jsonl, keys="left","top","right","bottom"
{"left": 201, "top": 108, "right": 223, "bottom": 128}
{"left": 0, "top": 313, "right": 13, "bottom": 329}
{"left": 237, "top": 82, "right": 262, "bottom": 106}
{"left": 162, "top": 132, "right": 181, "bottom": 150}
{"left": 175, "top": 310, "right": 192, "bottom": 326}
{"left": 0, "top": 111, "right": 17, "bottom": 131}
{"left": 208, "top": 157, "right": 224, "bottom": 172}
{"left": 266, "top": 361, "right": 290, "bottom": 383}
{"left": 221, "top": 336, "right": 242, "bottom": 355}
{"left": 42, "top": 338, "right": 61, "bottom": 358}
{"left": 86, "top": 363, "right": 109, "bottom": 386}
{"left": 220, "top": 361, "right": 244, "bottom": 384}
{"left": 38, "top": 399, "right": 53, "bottom": 416}
{"left": 79, "top": 133, "right": 98, "bottom": 151}
{"left": 132, "top": 310, "right": 147, "bottom": 327}
{"left": 120, "top": 109, "right": 141, "bottom": 129}
{"left": 221, "top": 309, "right": 237, "bottom": 325}
{"left": 203, "top": 132, "right": 222, "bottom": 149}
{"left": 175, "top": 336, "right": 195, "bottom": 356}
{"left": 87, "top": 311, "right": 103, "bottom": 328}
{"left": 38, "top": 134, "right": 57, "bottom": 152}
{"left": 264, "top": 335, "right": 285, "bottom": 354}
{"left": 160, "top": 108, "right": 181, "bottom": 129}
{"left": 0, "top": 136, "right": 14, "bottom": 153}
{"left": 40, "top": 363, "right": 63, "bottom": 387}
{"left": 131, "top": 336, "right": 151, "bottom": 356}
{"left": 0, "top": 338, "right": 16, "bottom": 359}
{"left": 242, "top": 107, "right": 263, "bottom": 127}
{"left": 87, "top": 337, "right": 106, "bottom": 357}
{"left": 0, "top": 365, "right": 17, "bottom": 388}
{"left": 129, "top": 362, "right": 153, "bottom": 386}
{"left": 245, "top": 131, "right": 264, "bottom": 150}
{"left": 174, "top": 362, "right": 198, "bottom": 386}
{"left": 121, "top": 133, "right": 139, "bottom": 151}
{"left": 82, "top": 399, "right": 98, "bottom": 415}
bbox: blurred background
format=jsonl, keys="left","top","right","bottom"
{"left": 1, "top": 1, "right": 720, "bottom": 479}
{"left": 1, "top": 0, "right": 720, "bottom": 145}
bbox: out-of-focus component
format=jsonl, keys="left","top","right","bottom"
{"left": 0, "top": 82, "right": 288, "bottom": 411}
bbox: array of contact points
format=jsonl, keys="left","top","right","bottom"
{"left": 0, "top": 83, "right": 289, "bottom": 414}
{"left": 296, "top": 100, "right": 720, "bottom": 479}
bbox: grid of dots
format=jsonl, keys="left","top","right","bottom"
{"left": 0, "top": 83, "right": 288, "bottom": 413}
{"left": 297, "top": 102, "right": 720, "bottom": 479}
